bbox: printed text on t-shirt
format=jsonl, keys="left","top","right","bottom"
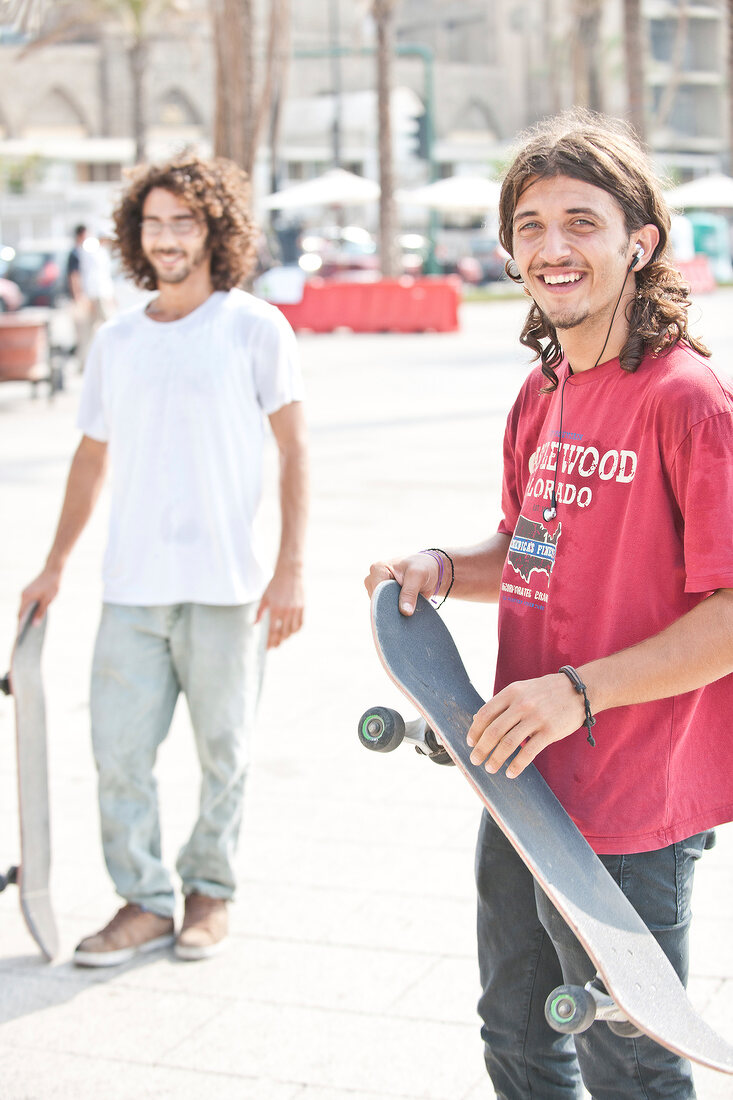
{"left": 526, "top": 440, "right": 637, "bottom": 510}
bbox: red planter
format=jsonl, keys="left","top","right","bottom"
{"left": 0, "top": 311, "right": 49, "bottom": 382}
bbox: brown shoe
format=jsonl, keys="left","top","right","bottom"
{"left": 74, "top": 903, "right": 175, "bottom": 968}
{"left": 175, "top": 893, "right": 229, "bottom": 961}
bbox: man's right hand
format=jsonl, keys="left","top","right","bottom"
{"left": 364, "top": 553, "right": 440, "bottom": 616}
{"left": 19, "top": 567, "right": 62, "bottom": 626}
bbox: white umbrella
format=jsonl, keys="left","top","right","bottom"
{"left": 262, "top": 168, "right": 380, "bottom": 210}
{"left": 396, "top": 175, "right": 501, "bottom": 213}
{"left": 664, "top": 173, "right": 733, "bottom": 210}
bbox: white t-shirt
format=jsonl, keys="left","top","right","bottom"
{"left": 77, "top": 288, "right": 304, "bottom": 606}
{"left": 80, "top": 244, "right": 114, "bottom": 301}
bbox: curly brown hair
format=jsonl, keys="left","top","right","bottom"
{"left": 499, "top": 109, "right": 710, "bottom": 390}
{"left": 113, "top": 154, "right": 257, "bottom": 291}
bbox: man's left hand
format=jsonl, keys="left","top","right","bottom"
{"left": 257, "top": 567, "right": 305, "bottom": 649}
{"left": 467, "top": 674, "right": 586, "bottom": 779}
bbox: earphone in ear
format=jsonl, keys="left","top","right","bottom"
{"left": 629, "top": 242, "right": 645, "bottom": 270}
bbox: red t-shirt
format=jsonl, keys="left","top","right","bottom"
{"left": 496, "top": 344, "right": 733, "bottom": 854}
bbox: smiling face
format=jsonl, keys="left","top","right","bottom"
{"left": 511, "top": 174, "right": 638, "bottom": 341}
{"left": 140, "top": 187, "right": 210, "bottom": 286}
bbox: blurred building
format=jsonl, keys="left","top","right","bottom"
{"left": 0, "top": 0, "right": 729, "bottom": 243}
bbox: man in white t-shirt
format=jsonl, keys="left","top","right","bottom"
{"left": 20, "top": 155, "right": 309, "bottom": 966}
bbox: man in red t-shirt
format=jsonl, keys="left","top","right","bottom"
{"left": 366, "top": 110, "right": 733, "bottom": 1099}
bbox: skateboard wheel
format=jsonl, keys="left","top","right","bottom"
{"left": 607, "top": 1018, "right": 643, "bottom": 1038}
{"left": 358, "top": 707, "right": 405, "bottom": 752}
{"left": 0, "top": 865, "right": 18, "bottom": 892}
{"left": 545, "top": 985, "right": 596, "bottom": 1034}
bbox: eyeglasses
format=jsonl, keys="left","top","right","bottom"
{"left": 140, "top": 216, "right": 203, "bottom": 237}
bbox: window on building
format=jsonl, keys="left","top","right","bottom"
{"left": 649, "top": 15, "right": 720, "bottom": 72}
{"left": 652, "top": 84, "right": 720, "bottom": 139}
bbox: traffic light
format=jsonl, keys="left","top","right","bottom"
{"left": 416, "top": 110, "right": 430, "bottom": 160}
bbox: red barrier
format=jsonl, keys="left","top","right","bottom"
{"left": 275, "top": 276, "right": 461, "bottom": 333}
{"left": 675, "top": 256, "right": 716, "bottom": 295}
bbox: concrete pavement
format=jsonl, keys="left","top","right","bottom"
{"left": 1, "top": 294, "right": 733, "bottom": 1099}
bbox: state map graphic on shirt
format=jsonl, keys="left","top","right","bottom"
{"left": 507, "top": 515, "right": 561, "bottom": 583}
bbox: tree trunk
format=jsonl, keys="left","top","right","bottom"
{"left": 729, "top": 0, "right": 733, "bottom": 172}
{"left": 268, "top": 0, "right": 291, "bottom": 195}
{"left": 622, "top": 0, "right": 646, "bottom": 142}
{"left": 128, "top": 33, "right": 147, "bottom": 163}
{"left": 373, "top": 0, "right": 398, "bottom": 278}
{"left": 573, "top": 0, "right": 603, "bottom": 112}
{"left": 211, "top": 0, "right": 249, "bottom": 167}
{"left": 211, "top": 0, "right": 283, "bottom": 179}
{"left": 545, "top": 0, "right": 565, "bottom": 117}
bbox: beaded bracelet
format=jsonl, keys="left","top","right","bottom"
{"left": 421, "top": 548, "right": 455, "bottom": 610}
{"left": 558, "top": 665, "right": 596, "bottom": 747}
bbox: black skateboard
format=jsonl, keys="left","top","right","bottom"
{"left": 359, "top": 580, "right": 733, "bottom": 1075}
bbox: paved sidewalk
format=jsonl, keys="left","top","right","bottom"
{"left": 1, "top": 296, "right": 732, "bottom": 1099}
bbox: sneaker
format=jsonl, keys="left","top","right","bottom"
{"left": 175, "top": 893, "right": 229, "bottom": 961}
{"left": 73, "top": 903, "right": 175, "bottom": 968}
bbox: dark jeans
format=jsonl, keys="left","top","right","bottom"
{"left": 475, "top": 811, "right": 714, "bottom": 1099}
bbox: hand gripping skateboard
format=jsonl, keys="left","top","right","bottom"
{"left": 0, "top": 604, "right": 58, "bottom": 959}
{"left": 358, "top": 580, "right": 733, "bottom": 1076}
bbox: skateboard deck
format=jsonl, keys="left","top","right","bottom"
{"left": 362, "top": 580, "right": 733, "bottom": 1075}
{"left": 1, "top": 605, "right": 58, "bottom": 960}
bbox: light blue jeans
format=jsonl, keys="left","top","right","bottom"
{"left": 90, "top": 602, "right": 267, "bottom": 918}
{"left": 476, "top": 811, "right": 714, "bottom": 1099}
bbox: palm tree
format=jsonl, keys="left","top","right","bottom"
{"left": 210, "top": 0, "right": 290, "bottom": 177}
{"left": 572, "top": 0, "right": 603, "bottom": 112}
{"left": 729, "top": 0, "right": 733, "bottom": 171}
{"left": 622, "top": 0, "right": 646, "bottom": 141}
{"left": 267, "top": 0, "right": 291, "bottom": 194}
{"left": 372, "top": 0, "right": 399, "bottom": 279}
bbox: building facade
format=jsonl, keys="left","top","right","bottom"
{"left": 0, "top": 0, "right": 728, "bottom": 243}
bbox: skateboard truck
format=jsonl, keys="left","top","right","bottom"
{"left": 358, "top": 706, "right": 454, "bottom": 766}
{"left": 546, "top": 977, "right": 643, "bottom": 1038}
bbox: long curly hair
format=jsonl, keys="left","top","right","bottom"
{"left": 113, "top": 154, "right": 257, "bottom": 291}
{"left": 498, "top": 109, "right": 710, "bottom": 390}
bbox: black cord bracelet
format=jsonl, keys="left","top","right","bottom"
{"left": 558, "top": 665, "right": 596, "bottom": 747}
{"left": 425, "top": 548, "right": 455, "bottom": 609}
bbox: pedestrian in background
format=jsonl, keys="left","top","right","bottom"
{"left": 66, "top": 223, "right": 89, "bottom": 365}
{"left": 21, "top": 154, "right": 309, "bottom": 966}
{"left": 80, "top": 225, "right": 117, "bottom": 328}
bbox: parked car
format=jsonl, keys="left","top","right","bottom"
{"left": 5, "top": 242, "right": 71, "bottom": 307}
{"left": 0, "top": 276, "right": 24, "bottom": 311}
{"left": 399, "top": 233, "right": 430, "bottom": 275}
{"left": 298, "top": 225, "right": 379, "bottom": 278}
{"left": 456, "top": 234, "right": 509, "bottom": 284}
{"left": 297, "top": 226, "right": 433, "bottom": 279}
{"left": 0, "top": 244, "right": 16, "bottom": 277}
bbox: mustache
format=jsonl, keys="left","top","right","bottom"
{"left": 529, "top": 263, "right": 584, "bottom": 275}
